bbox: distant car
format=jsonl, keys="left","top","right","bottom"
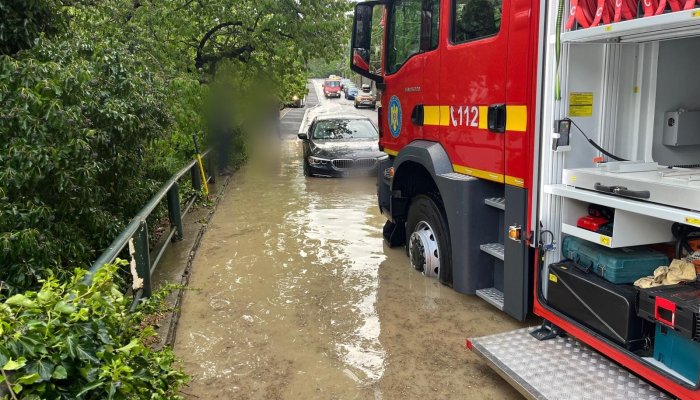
{"left": 354, "top": 91, "right": 376, "bottom": 109}
{"left": 322, "top": 79, "right": 341, "bottom": 98}
{"left": 345, "top": 86, "right": 359, "bottom": 100}
{"left": 343, "top": 83, "right": 356, "bottom": 95}
{"left": 297, "top": 116, "right": 386, "bottom": 178}
{"left": 340, "top": 79, "right": 351, "bottom": 89}
{"left": 361, "top": 83, "right": 371, "bottom": 93}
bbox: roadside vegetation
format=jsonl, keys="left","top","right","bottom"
{"left": 0, "top": 1, "right": 348, "bottom": 398}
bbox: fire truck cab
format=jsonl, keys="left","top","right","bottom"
{"left": 351, "top": 0, "right": 700, "bottom": 398}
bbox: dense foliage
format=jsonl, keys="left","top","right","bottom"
{"left": 0, "top": 261, "right": 187, "bottom": 399}
{"left": 0, "top": 0, "right": 349, "bottom": 293}
{"left": 0, "top": 0, "right": 349, "bottom": 397}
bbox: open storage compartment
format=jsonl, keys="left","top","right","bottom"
{"left": 536, "top": 0, "right": 700, "bottom": 391}
{"left": 560, "top": 196, "right": 674, "bottom": 248}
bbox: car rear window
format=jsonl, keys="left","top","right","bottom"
{"left": 312, "top": 119, "right": 378, "bottom": 140}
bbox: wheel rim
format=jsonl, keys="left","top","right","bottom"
{"left": 408, "top": 221, "right": 440, "bottom": 278}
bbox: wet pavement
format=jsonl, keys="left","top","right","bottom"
{"left": 174, "top": 81, "right": 527, "bottom": 399}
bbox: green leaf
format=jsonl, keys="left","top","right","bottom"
{"left": 5, "top": 294, "right": 36, "bottom": 308}
{"left": 16, "top": 373, "right": 40, "bottom": 385}
{"left": 12, "top": 383, "right": 22, "bottom": 394}
{"left": 76, "top": 344, "right": 99, "bottom": 364}
{"left": 54, "top": 300, "right": 76, "bottom": 314}
{"left": 116, "top": 339, "right": 139, "bottom": 355}
{"left": 75, "top": 379, "right": 102, "bottom": 397}
{"left": 3, "top": 357, "right": 27, "bottom": 371}
{"left": 52, "top": 365, "right": 68, "bottom": 380}
{"left": 26, "top": 359, "right": 54, "bottom": 381}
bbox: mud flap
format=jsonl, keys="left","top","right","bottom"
{"left": 382, "top": 220, "right": 406, "bottom": 248}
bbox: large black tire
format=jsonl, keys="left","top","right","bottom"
{"left": 405, "top": 194, "right": 452, "bottom": 285}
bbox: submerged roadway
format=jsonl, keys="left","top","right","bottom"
{"left": 173, "top": 80, "right": 527, "bottom": 399}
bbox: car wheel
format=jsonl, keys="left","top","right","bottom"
{"left": 405, "top": 194, "right": 452, "bottom": 283}
{"left": 354, "top": 104, "right": 358, "bottom": 108}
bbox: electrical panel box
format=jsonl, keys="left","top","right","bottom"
{"left": 663, "top": 110, "right": 700, "bottom": 147}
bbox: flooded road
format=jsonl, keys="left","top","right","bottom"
{"left": 174, "top": 83, "right": 527, "bottom": 399}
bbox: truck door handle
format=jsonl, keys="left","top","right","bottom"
{"left": 487, "top": 104, "right": 506, "bottom": 133}
{"left": 594, "top": 182, "right": 651, "bottom": 199}
{"left": 412, "top": 104, "right": 424, "bottom": 126}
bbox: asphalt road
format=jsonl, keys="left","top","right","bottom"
{"left": 279, "top": 79, "right": 378, "bottom": 141}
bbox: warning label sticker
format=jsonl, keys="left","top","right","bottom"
{"left": 569, "top": 92, "right": 594, "bottom": 117}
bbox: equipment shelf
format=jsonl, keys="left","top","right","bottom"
{"left": 561, "top": 9, "right": 700, "bottom": 43}
{"left": 546, "top": 184, "right": 680, "bottom": 248}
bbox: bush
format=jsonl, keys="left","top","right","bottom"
{"left": 0, "top": 34, "right": 171, "bottom": 293}
{"left": 0, "top": 261, "right": 187, "bottom": 400}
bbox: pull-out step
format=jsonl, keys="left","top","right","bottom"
{"left": 475, "top": 287, "right": 504, "bottom": 311}
{"left": 467, "top": 328, "right": 671, "bottom": 400}
{"left": 485, "top": 196, "right": 505, "bottom": 210}
{"left": 480, "top": 243, "right": 504, "bottom": 260}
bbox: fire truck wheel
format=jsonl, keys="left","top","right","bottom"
{"left": 405, "top": 194, "right": 451, "bottom": 281}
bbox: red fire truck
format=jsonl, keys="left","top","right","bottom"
{"left": 351, "top": 0, "right": 700, "bottom": 398}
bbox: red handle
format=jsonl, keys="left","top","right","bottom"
{"left": 655, "top": 297, "right": 677, "bottom": 328}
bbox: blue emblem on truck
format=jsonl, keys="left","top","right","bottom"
{"left": 388, "top": 96, "right": 402, "bottom": 138}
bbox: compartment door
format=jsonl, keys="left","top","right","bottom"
{"left": 439, "top": 0, "right": 510, "bottom": 183}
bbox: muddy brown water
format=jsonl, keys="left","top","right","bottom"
{"left": 174, "top": 138, "right": 527, "bottom": 399}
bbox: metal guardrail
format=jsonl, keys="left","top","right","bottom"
{"left": 83, "top": 150, "right": 215, "bottom": 308}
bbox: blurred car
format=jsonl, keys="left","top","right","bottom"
{"left": 345, "top": 86, "right": 359, "bottom": 100}
{"left": 354, "top": 91, "right": 376, "bottom": 109}
{"left": 297, "top": 115, "right": 385, "bottom": 178}
{"left": 340, "top": 79, "right": 351, "bottom": 89}
{"left": 343, "top": 82, "right": 356, "bottom": 94}
{"left": 361, "top": 83, "right": 371, "bottom": 93}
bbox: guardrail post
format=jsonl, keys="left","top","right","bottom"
{"left": 191, "top": 164, "right": 202, "bottom": 192}
{"left": 167, "top": 183, "right": 184, "bottom": 242}
{"left": 135, "top": 221, "right": 152, "bottom": 298}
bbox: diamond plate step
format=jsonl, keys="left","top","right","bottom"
{"left": 485, "top": 197, "right": 505, "bottom": 210}
{"left": 475, "top": 287, "right": 504, "bottom": 311}
{"left": 439, "top": 172, "right": 475, "bottom": 181}
{"left": 468, "top": 328, "right": 671, "bottom": 400}
{"left": 480, "top": 243, "right": 505, "bottom": 260}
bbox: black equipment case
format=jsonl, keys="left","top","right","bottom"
{"left": 637, "top": 282, "right": 700, "bottom": 342}
{"left": 548, "top": 261, "right": 651, "bottom": 350}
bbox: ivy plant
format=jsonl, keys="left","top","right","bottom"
{"left": 0, "top": 261, "right": 187, "bottom": 400}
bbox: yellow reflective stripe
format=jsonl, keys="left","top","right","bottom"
{"left": 439, "top": 106, "right": 451, "bottom": 126}
{"left": 478, "top": 106, "right": 488, "bottom": 130}
{"left": 424, "top": 106, "right": 452, "bottom": 126}
{"left": 452, "top": 164, "right": 504, "bottom": 183}
{"left": 505, "top": 105, "right": 528, "bottom": 132}
{"left": 423, "top": 106, "right": 441, "bottom": 126}
{"left": 505, "top": 175, "right": 525, "bottom": 188}
{"left": 384, "top": 148, "right": 398, "bottom": 156}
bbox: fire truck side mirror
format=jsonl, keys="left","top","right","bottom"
{"left": 350, "top": 2, "right": 385, "bottom": 84}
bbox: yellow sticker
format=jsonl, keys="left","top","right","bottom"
{"left": 686, "top": 217, "right": 700, "bottom": 227}
{"left": 599, "top": 235, "right": 612, "bottom": 247}
{"left": 692, "top": 10, "right": 700, "bottom": 17}
{"left": 570, "top": 175, "right": 577, "bottom": 182}
{"left": 569, "top": 92, "right": 594, "bottom": 117}
{"left": 549, "top": 273, "right": 558, "bottom": 283}
{"left": 604, "top": 26, "right": 613, "bottom": 32}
